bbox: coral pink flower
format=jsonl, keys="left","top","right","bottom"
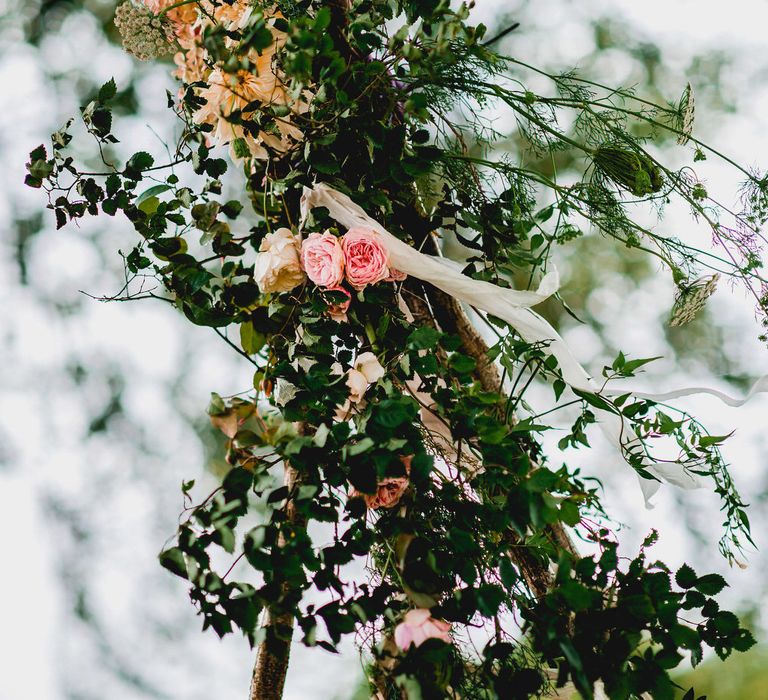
{"left": 363, "top": 476, "right": 409, "bottom": 509}
{"left": 322, "top": 285, "right": 352, "bottom": 322}
{"left": 394, "top": 609, "right": 451, "bottom": 650}
{"left": 341, "top": 228, "right": 390, "bottom": 289}
{"left": 301, "top": 232, "right": 345, "bottom": 288}
{"left": 350, "top": 455, "right": 411, "bottom": 510}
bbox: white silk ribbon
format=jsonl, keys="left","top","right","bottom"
{"left": 300, "top": 183, "right": 767, "bottom": 503}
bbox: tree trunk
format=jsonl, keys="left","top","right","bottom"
{"left": 403, "top": 277, "right": 578, "bottom": 593}
{"left": 249, "top": 461, "right": 304, "bottom": 700}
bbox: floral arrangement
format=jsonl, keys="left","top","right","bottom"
{"left": 25, "top": 0, "right": 768, "bottom": 698}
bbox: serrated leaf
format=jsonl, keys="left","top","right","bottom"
{"left": 675, "top": 563, "right": 697, "bottom": 589}
{"left": 98, "top": 77, "right": 117, "bottom": 103}
{"left": 695, "top": 573, "right": 728, "bottom": 595}
{"left": 159, "top": 547, "right": 188, "bottom": 579}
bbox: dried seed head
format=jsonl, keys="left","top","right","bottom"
{"left": 677, "top": 82, "right": 695, "bottom": 146}
{"left": 670, "top": 274, "right": 720, "bottom": 327}
{"left": 114, "top": 1, "right": 176, "bottom": 61}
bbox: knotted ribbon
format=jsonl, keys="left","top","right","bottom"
{"left": 300, "top": 183, "right": 767, "bottom": 503}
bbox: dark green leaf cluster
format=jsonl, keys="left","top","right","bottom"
{"left": 524, "top": 532, "right": 755, "bottom": 700}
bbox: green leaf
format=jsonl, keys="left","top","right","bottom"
{"left": 448, "top": 353, "right": 476, "bottom": 374}
{"left": 407, "top": 326, "right": 441, "bottom": 350}
{"left": 675, "top": 563, "right": 698, "bottom": 589}
{"left": 240, "top": 321, "right": 266, "bottom": 355}
{"left": 695, "top": 573, "right": 728, "bottom": 595}
{"left": 698, "top": 432, "right": 734, "bottom": 448}
{"left": 136, "top": 184, "right": 171, "bottom": 206}
{"left": 138, "top": 196, "right": 160, "bottom": 215}
{"left": 125, "top": 151, "right": 154, "bottom": 178}
{"left": 499, "top": 557, "right": 517, "bottom": 589}
{"left": 98, "top": 77, "right": 117, "bottom": 103}
{"left": 711, "top": 611, "right": 739, "bottom": 634}
{"left": 159, "top": 547, "right": 188, "bottom": 579}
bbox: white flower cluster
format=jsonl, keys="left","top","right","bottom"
{"left": 114, "top": 1, "right": 175, "bottom": 61}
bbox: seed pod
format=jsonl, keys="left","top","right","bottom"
{"left": 594, "top": 145, "right": 664, "bottom": 197}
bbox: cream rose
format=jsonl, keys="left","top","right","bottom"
{"left": 354, "top": 352, "right": 386, "bottom": 383}
{"left": 346, "top": 368, "right": 369, "bottom": 404}
{"left": 254, "top": 228, "right": 306, "bottom": 294}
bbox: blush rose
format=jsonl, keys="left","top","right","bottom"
{"left": 322, "top": 285, "right": 352, "bottom": 322}
{"left": 394, "top": 609, "right": 452, "bottom": 650}
{"left": 341, "top": 228, "right": 390, "bottom": 289}
{"left": 300, "top": 231, "right": 345, "bottom": 288}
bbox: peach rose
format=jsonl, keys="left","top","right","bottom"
{"left": 301, "top": 232, "right": 345, "bottom": 288}
{"left": 254, "top": 228, "right": 306, "bottom": 294}
{"left": 394, "top": 609, "right": 451, "bottom": 650}
{"left": 341, "top": 228, "right": 390, "bottom": 289}
{"left": 322, "top": 285, "right": 352, "bottom": 322}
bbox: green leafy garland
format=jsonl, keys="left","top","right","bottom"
{"left": 25, "top": 0, "right": 763, "bottom": 697}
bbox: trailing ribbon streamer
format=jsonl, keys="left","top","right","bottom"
{"left": 300, "top": 183, "right": 766, "bottom": 503}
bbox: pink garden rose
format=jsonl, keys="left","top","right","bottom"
{"left": 322, "top": 285, "right": 352, "bottom": 322}
{"left": 301, "top": 232, "right": 345, "bottom": 288}
{"left": 341, "top": 227, "right": 390, "bottom": 289}
{"left": 394, "top": 609, "right": 452, "bottom": 650}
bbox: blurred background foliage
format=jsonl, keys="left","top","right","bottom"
{"left": 1, "top": 0, "right": 766, "bottom": 698}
